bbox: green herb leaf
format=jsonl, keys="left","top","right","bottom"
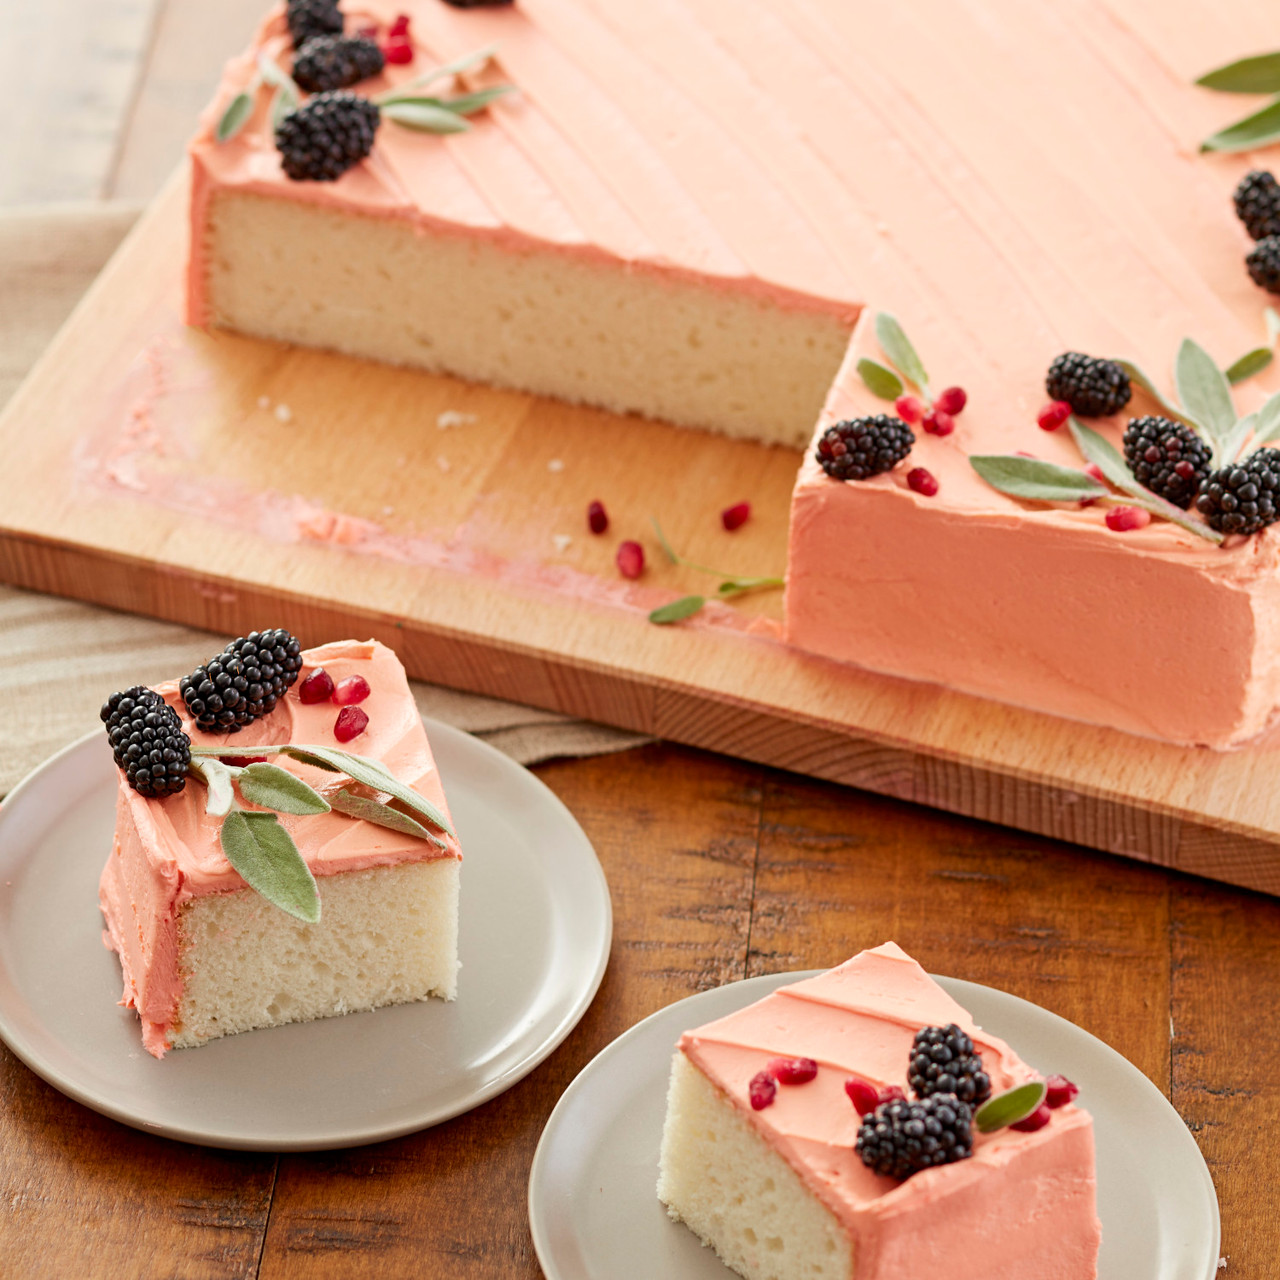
{"left": 975, "top": 1080, "right": 1047, "bottom": 1134}
{"left": 397, "top": 44, "right": 499, "bottom": 93}
{"left": 1175, "top": 337, "right": 1236, "bottom": 452}
{"left": 329, "top": 788, "right": 448, "bottom": 849}
{"left": 649, "top": 595, "right": 706, "bottom": 624}
{"left": 257, "top": 52, "right": 292, "bottom": 91}
{"left": 237, "top": 763, "right": 331, "bottom": 816}
{"left": 191, "top": 757, "right": 237, "bottom": 818}
{"left": 1225, "top": 347, "right": 1274, "bottom": 385}
{"left": 1114, "top": 358, "right": 1202, "bottom": 435}
{"left": 382, "top": 101, "right": 472, "bottom": 133}
{"left": 220, "top": 811, "right": 320, "bottom": 923}
{"left": 270, "top": 82, "right": 301, "bottom": 132}
{"left": 216, "top": 91, "right": 256, "bottom": 143}
{"left": 438, "top": 85, "right": 516, "bottom": 116}
{"left": 1201, "top": 96, "right": 1280, "bottom": 153}
{"left": 856, "top": 357, "right": 904, "bottom": 401}
{"left": 650, "top": 517, "right": 681, "bottom": 565}
{"left": 1221, "top": 411, "right": 1258, "bottom": 466}
{"left": 1197, "top": 52, "right": 1280, "bottom": 95}
{"left": 874, "top": 313, "right": 929, "bottom": 395}
{"left": 969, "top": 455, "right": 1105, "bottom": 504}
{"left": 1252, "top": 390, "right": 1280, "bottom": 446}
{"left": 716, "top": 575, "right": 786, "bottom": 598}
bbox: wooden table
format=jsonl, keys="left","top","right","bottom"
{"left": 1, "top": 3, "right": 1277, "bottom": 1276}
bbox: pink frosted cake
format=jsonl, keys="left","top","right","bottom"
{"left": 187, "top": 1, "right": 1280, "bottom": 746}
{"left": 658, "top": 943, "right": 1100, "bottom": 1280}
{"left": 100, "top": 637, "right": 461, "bottom": 1057}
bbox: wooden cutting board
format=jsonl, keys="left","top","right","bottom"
{"left": 3, "top": 171, "right": 1279, "bottom": 894}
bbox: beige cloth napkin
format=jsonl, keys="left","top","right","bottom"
{"left": 0, "top": 203, "right": 650, "bottom": 795}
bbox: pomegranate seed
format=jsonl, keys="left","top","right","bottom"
{"left": 895, "top": 394, "right": 924, "bottom": 425}
{"left": 749, "top": 1071, "right": 777, "bottom": 1110}
{"left": 220, "top": 755, "right": 267, "bottom": 766}
{"left": 1105, "top": 505, "right": 1151, "bottom": 532}
{"left": 616, "top": 540, "right": 645, "bottom": 579}
{"left": 877, "top": 1085, "right": 906, "bottom": 1105}
{"left": 936, "top": 385, "right": 967, "bottom": 415}
{"left": 382, "top": 38, "right": 413, "bottom": 64}
{"left": 907, "top": 467, "right": 939, "bottom": 497}
{"left": 1084, "top": 463, "right": 1107, "bottom": 484}
{"left": 389, "top": 12, "right": 411, "bottom": 37}
{"left": 721, "top": 501, "right": 751, "bottom": 531}
{"left": 333, "top": 674, "right": 371, "bottom": 706}
{"left": 844, "top": 1077, "right": 880, "bottom": 1116}
{"left": 1045, "top": 1075, "right": 1080, "bottom": 1109}
{"left": 587, "top": 500, "right": 609, "bottom": 535}
{"left": 1037, "top": 400, "right": 1072, "bottom": 432}
{"left": 922, "top": 409, "right": 955, "bottom": 437}
{"left": 299, "top": 668, "right": 336, "bottom": 704}
{"left": 1011, "top": 1103, "right": 1052, "bottom": 1133}
{"left": 768, "top": 1057, "right": 818, "bottom": 1085}
{"left": 334, "top": 706, "right": 369, "bottom": 743}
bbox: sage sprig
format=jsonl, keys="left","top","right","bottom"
{"left": 215, "top": 54, "right": 300, "bottom": 143}
{"left": 1197, "top": 52, "right": 1280, "bottom": 152}
{"left": 975, "top": 1080, "right": 1047, "bottom": 1134}
{"left": 646, "top": 518, "right": 784, "bottom": 625}
{"left": 873, "top": 313, "right": 930, "bottom": 398}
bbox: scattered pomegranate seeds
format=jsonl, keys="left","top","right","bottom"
{"left": 333, "top": 674, "right": 371, "bottom": 706}
{"left": 1037, "top": 400, "right": 1072, "bottom": 432}
{"left": 1105, "top": 505, "right": 1151, "bottom": 532}
{"left": 587, "top": 500, "right": 609, "bottom": 535}
{"left": 334, "top": 706, "right": 369, "bottom": 743}
{"left": 877, "top": 1085, "right": 906, "bottom": 1105}
{"left": 922, "top": 409, "right": 955, "bottom": 437}
{"left": 749, "top": 1071, "right": 778, "bottom": 1110}
{"left": 895, "top": 394, "right": 924, "bottom": 425}
{"left": 1084, "top": 463, "right": 1107, "bottom": 484}
{"left": 1045, "top": 1075, "right": 1080, "bottom": 1109}
{"left": 389, "top": 12, "right": 411, "bottom": 36}
{"left": 767, "top": 1057, "right": 818, "bottom": 1085}
{"left": 844, "top": 1077, "right": 880, "bottom": 1116}
{"left": 382, "top": 38, "right": 413, "bottom": 64}
{"left": 299, "top": 668, "right": 336, "bottom": 704}
{"left": 221, "top": 755, "right": 267, "bottom": 766}
{"left": 721, "top": 501, "right": 751, "bottom": 531}
{"left": 936, "top": 386, "right": 968, "bottom": 416}
{"left": 616, "top": 540, "right": 645, "bottom": 579}
{"left": 907, "top": 467, "right": 939, "bottom": 497}
{"left": 1011, "top": 1103, "right": 1052, "bottom": 1133}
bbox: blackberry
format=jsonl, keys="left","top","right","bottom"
{"left": 276, "top": 91, "right": 380, "bottom": 182}
{"left": 1196, "top": 448, "right": 1280, "bottom": 535}
{"left": 286, "top": 0, "right": 343, "bottom": 48}
{"left": 855, "top": 1094, "right": 973, "bottom": 1180}
{"left": 908, "top": 1024, "right": 992, "bottom": 1106}
{"left": 1234, "top": 170, "right": 1280, "bottom": 242}
{"left": 816, "top": 415, "right": 914, "bottom": 481}
{"left": 179, "top": 629, "right": 304, "bottom": 734}
{"left": 1045, "top": 352, "right": 1132, "bottom": 418}
{"left": 292, "top": 35, "right": 384, "bottom": 93}
{"left": 101, "top": 687, "right": 191, "bottom": 798}
{"left": 1122, "top": 415, "right": 1212, "bottom": 509}
{"left": 1246, "top": 236, "right": 1280, "bottom": 295}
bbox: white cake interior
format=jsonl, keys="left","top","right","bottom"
{"left": 172, "top": 857, "right": 459, "bottom": 1050}
{"left": 658, "top": 1051, "right": 854, "bottom": 1280}
{"left": 203, "top": 189, "right": 854, "bottom": 449}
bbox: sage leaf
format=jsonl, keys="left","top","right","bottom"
{"left": 193, "top": 757, "right": 236, "bottom": 818}
{"left": 1225, "top": 347, "right": 1274, "bottom": 385}
{"left": 717, "top": 575, "right": 786, "bottom": 598}
{"left": 1201, "top": 96, "right": 1280, "bottom": 153}
{"left": 402, "top": 44, "right": 498, "bottom": 92}
{"left": 1175, "top": 337, "right": 1236, "bottom": 451}
{"left": 856, "top": 357, "right": 904, "bottom": 401}
{"left": 257, "top": 52, "right": 293, "bottom": 91}
{"left": 969, "top": 455, "right": 1105, "bottom": 504}
{"left": 237, "top": 763, "right": 331, "bottom": 816}
{"left": 382, "top": 101, "right": 472, "bottom": 134}
{"left": 1222, "top": 411, "right": 1258, "bottom": 466}
{"left": 649, "top": 595, "right": 706, "bottom": 624}
{"left": 1196, "top": 52, "right": 1280, "bottom": 95}
{"left": 220, "top": 811, "right": 320, "bottom": 923}
{"left": 437, "top": 86, "right": 515, "bottom": 116}
{"left": 1114, "top": 358, "right": 1202, "bottom": 434}
{"left": 270, "top": 82, "right": 301, "bottom": 132}
{"left": 330, "top": 788, "right": 448, "bottom": 849}
{"left": 975, "top": 1080, "right": 1047, "bottom": 1134}
{"left": 874, "top": 313, "right": 929, "bottom": 394}
{"left": 1252, "top": 390, "right": 1280, "bottom": 446}
{"left": 216, "top": 91, "right": 256, "bottom": 143}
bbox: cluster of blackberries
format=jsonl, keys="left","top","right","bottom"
{"left": 179, "top": 630, "right": 304, "bottom": 734}
{"left": 1196, "top": 449, "right": 1280, "bottom": 535}
{"left": 1121, "top": 415, "right": 1212, "bottom": 510}
{"left": 1234, "top": 171, "right": 1280, "bottom": 295}
{"left": 101, "top": 687, "right": 191, "bottom": 798}
{"left": 815, "top": 414, "right": 915, "bottom": 481}
{"left": 1045, "top": 351, "right": 1132, "bottom": 418}
{"left": 277, "top": 91, "right": 380, "bottom": 181}
{"left": 855, "top": 1023, "right": 987, "bottom": 1180}
{"left": 286, "top": 0, "right": 343, "bottom": 48}
{"left": 292, "top": 34, "right": 384, "bottom": 93}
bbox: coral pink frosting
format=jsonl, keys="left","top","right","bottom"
{"left": 680, "top": 943, "right": 1100, "bottom": 1277}
{"left": 99, "top": 639, "right": 461, "bottom": 1057}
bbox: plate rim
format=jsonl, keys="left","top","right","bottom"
{"left": 0, "top": 717, "right": 613, "bottom": 1151}
{"left": 528, "top": 968, "right": 1222, "bottom": 1280}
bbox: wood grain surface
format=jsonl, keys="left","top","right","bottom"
{"left": 1, "top": 1, "right": 1277, "bottom": 1277}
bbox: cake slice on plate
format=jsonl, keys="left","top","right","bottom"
{"left": 658, "top": 942, "right": 1100, "bottom": 1280}
{"left": 99, "top": 635, "right": 461, "bottom": 1058}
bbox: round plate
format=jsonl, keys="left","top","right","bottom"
{"left": 0, "top": 718, "right": 611, "bottom": 1150}
{"left": 529, "top": 971, "right": 1221, "bottom": 1280}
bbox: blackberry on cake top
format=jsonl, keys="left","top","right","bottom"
{"left": 1122, "top": 415, "right": 1212, "bottom": 510}
{"left": 292, "top": 35, "right": 385, "bottom": 93}
{"left": 816, "top": 415, "right": 914, "bottom": 481}
{"left": 179, "top": 629, "right": 304, "bottom": 734}
{"left": 1246, "top": 236, "right": 1280, "bottom": 295}
{"left": 908, "top": 1023, "right": 992, "bottom": 1105}
{"left": 1197, "top": 449, "right": 1280, "bottom": 535}
{"left": 1045, "top": 352, "right": 1132, "bottom": 418}
{"left": 1234, "top": 170, "right": 1280, "bottom": 242}
{"left": 286, "top": 0, "right": 344, "bottom": 49}
{"left": 101, "top": 687, "right": 191, "bottom": 798}
{"left": 276, "top": 92, "right": 380, "bottom": 182}
{"left": 855, "top": 1093, "right": 974, "bottom": 1180}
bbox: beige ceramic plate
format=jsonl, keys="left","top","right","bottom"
{"left": 0, "top": 718, "right": 611, "bottom": 1150}
{"left": 529, "top": 971, "right": 1220, "bottom": 1280}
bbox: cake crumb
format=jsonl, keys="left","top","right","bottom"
{"left": 437, "top": 410, "right": 475, "bottom": 430}
{"left": 1218, "top": 1259, "right": 1228, "bottom": 1271}
{"left": 274, "top": 402, "right": 293, "bottom": 423}
{"left": 257, "top": 395, "right": 271, "bottom": 409}
{"left": 548, "top": 458, "right": 565, "bottom": 473}
{"left": 552, "top": 534, "right": 572, "bottom": 553}
{"left": 436, "top": 456, "right": 451, "bottom": 473}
